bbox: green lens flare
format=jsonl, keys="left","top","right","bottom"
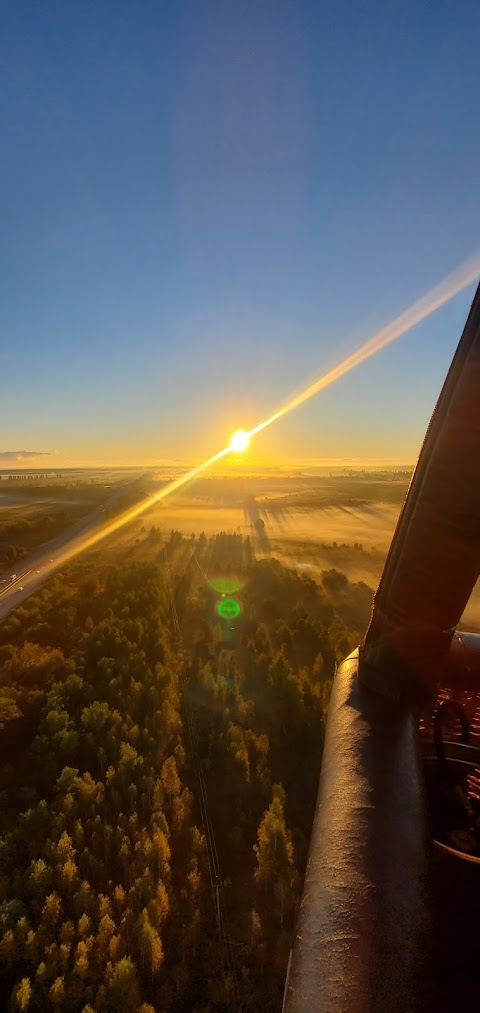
{"left": 208, "top": 577, "right": 245, "bottom": 594}
{"left": 217, "top": 598, "right": 241, "bottom": 620}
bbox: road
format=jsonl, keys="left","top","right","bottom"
{"left": 0, "top": 479, "right": 143, "bottom": 623}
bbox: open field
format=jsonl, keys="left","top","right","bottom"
{"left": 2, "top": 466, "right": 480, "bottom": 632}
{"left": 0, "top": 473, "right": 144, "bottom": 576}
{"left": 133, "top": 500, "right": 397, "bottom": 582}
{"left": 126, "top": 481, "right": 480, "bottom": 632}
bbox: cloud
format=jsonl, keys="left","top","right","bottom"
{"left": 0, "top": 450, "right": 56, "bottom": 463}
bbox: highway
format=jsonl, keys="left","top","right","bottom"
{"left": 0, "top": 479, "right": 142, "bottom": 623}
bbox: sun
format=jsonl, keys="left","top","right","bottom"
{"left": 230, "top": 429, "right": 250, "bottom": 452}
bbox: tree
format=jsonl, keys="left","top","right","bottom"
{"left": 13, "top": 978, "right": 32, "bottom": 1011}
{"left": 254, "top": 785, "right": 297, "bottom": 930}
{"left": 81, "top": 700, "right": 111, "bottom": 734}
{"left": 0, "top": 543, "right": 343, "bottom": 1011}
{"left": 226, "top": 723, "right": 250, "bottom": 786}
{"left": 42, "top": 893, "right": 62, "bottom": 926}
{"left": 0, "top": 694, "right": 22, "bottom": 729}
{"left": 28, "top": 858, "right": 50, "bottom": 901}
{"left": 322, "top": 568, "right": 348, "bottom": 594}
{"left": 102, "top": 957, "right": 140, "bottom": 1010}
{"left": 49, "top": 976, "right": 66, "bottom": 1006}
{"left": 160, "top": 755, "right": 180, "bottom": 797}
{"left": 35, "top": 963, "right": 47, "bottom": 983}
{"left": 151, "top": 830, "right": 170, "bottom": 878}
{"left": 0, "top": 929, "right": 16, "bottom": 973}
{"left": 61, "top": 858, "right": 78, "bottom": 892}
{"left": 136, "top": 909, "right": 164, "bottom": 979}
{"left": 78, "top": 913, "right": 90, "bottom": 938}
{"left": 149, "top": 879, "right": 170, "bottom": 927}
{"left": 119, "top": 742, "right": 142, "bottom": 781}
{"left": 96, "top": 913, "right": 115, "bottom": 963}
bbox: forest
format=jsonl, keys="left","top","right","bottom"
{"left": 0, "top": 531, "right": 373, "bottom": 1011}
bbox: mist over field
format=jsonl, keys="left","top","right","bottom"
{"left": 2, "top": 466, "right": 479, "bottom": 631}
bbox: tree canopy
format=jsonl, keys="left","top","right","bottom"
{"left": 0, "top": 531, "right": 369, "bottom": 1010}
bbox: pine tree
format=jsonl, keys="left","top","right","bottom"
{"left": 254, "top": 785, "right": 297, "bottom": 930}
{"left": 13, "top": 978, "right": 32, "bottom": 1011}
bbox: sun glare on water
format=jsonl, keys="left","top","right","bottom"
{"left": 230, "top": 429, "right": 250, "bottom": 452}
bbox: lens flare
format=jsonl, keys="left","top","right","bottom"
{"left": 217, "top": 598, "right": 241, "bottom": 620}
{"left": 208, "top": 577, "right": 245, "bottom": 594}
{"left": 247, "top": 251, "right": 480, "bottom": 442}
{"left": 230, "top": 430, "right": 250, "bottom": 452}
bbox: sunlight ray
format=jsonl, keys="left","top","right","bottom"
{"left": 51, "top": 252, "right": 480, "bottom": 568}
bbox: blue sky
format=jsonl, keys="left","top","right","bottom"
{"left": 1, "top": 0, "right": 479, "bottom": 467}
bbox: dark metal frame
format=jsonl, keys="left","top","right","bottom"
{"left": 284, "top": 281, "right": 480, "bottom": 1012}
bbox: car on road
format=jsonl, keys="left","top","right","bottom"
{"left": 10, "top": 574, "right": 17, "bottom": 579}
{"left": 17, "top": 586, "right": 24, "bottom": 592}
